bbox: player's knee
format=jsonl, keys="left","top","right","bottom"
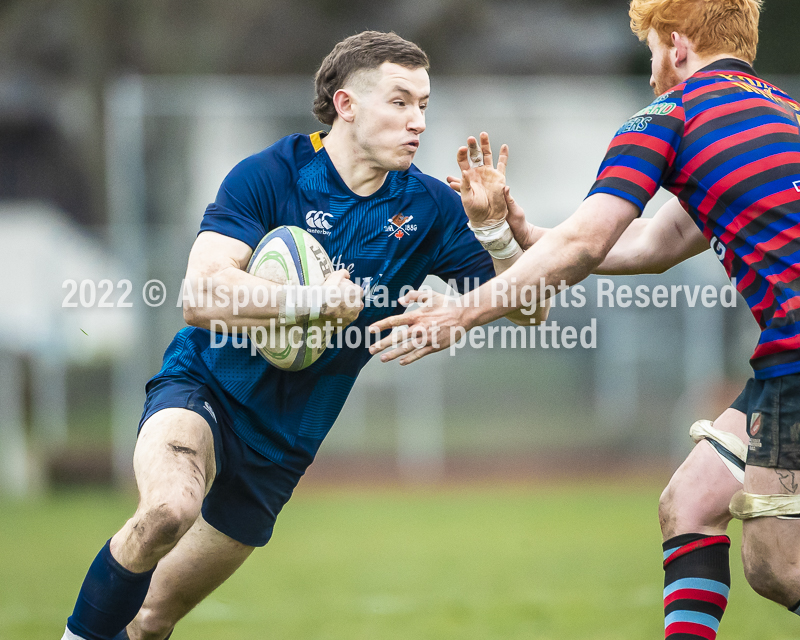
{"left": 658, "top": 464, "right": 697, "bottom": 536}
{"left": 658, "top": 482, "right": 677, "bottom": 534}
{"left": 136, "top": 501, "right": 198, "bottom": 551}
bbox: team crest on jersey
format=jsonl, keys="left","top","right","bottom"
{"left": 385, "top": 213, "right": 416, "bottom": 239}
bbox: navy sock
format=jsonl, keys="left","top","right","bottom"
{"left": 67, "top": 539, "right": 155, "bottom": 640}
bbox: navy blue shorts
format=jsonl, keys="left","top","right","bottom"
{"left": 139, "top": 375, "right": 304, "bottom": 547}
{"left": 731, "top": 374, "right": 800, "bottom": 470}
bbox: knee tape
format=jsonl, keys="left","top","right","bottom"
{"left": 689, "top": 419, "right": 746, "bottom": 484}
{"left": 730, "top": 490, "right": 800, "bottom": 519}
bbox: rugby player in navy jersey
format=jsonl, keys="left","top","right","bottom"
{"left": 372, "top": 0, "right": 800, "bottom": 636}
{"left": 60, "top": 31, "right": 541, "bottom": 640}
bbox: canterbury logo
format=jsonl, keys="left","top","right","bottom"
{"left": 306, "top": 210, "right": 333, "bottom": 230}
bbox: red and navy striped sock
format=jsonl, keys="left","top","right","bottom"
{"left": 663, "top": 533, "right": 731, "bottom": 640}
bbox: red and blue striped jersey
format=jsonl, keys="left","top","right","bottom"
{"left": 589, "top": 59, "right": 800, "bottom": 379}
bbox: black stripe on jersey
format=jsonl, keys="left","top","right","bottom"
{"left": 589, "top": 176, "right": 652, "bottom": 206}
{"left": 680, "top": 105, "right": 786, "bottom": 153}
{"left": 766, "top": 287, "right": 800, "bottom": 328}
{"left": 682, "top": 81, "right": 742, "bottom": 109}
{"left": 741, "top": 226, "right": 800, "bottom": 277}
{"left": 752, "top": 341, "right": 800, "bottom": 371}
{"left": 681, "top": 165, "right": 800, "bottom": 250}
{"left": 602, "top": 140, "right": 678, "bottom": 171}
{"left": 760, "top": 291, "right": 791, "bottom": 328}
{"left": 713, "top": 208, "right": 800, "bottom": 302}
{"left": 679, "top": 131, "right": 800, "bottom": 188}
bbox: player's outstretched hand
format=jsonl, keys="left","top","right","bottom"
{"left": 320, "top": 269, "right": 364, "bottom": 328}
{"left": 445, "top": 132, "right": 508, "bottom": 229}
{"left": 368, "top": 289, "right": 469, "bottom": 365}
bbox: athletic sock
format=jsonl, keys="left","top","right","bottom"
{"left": 663, "top": 533, "right": 731, "bottom": 640}
{"left": 66, "top": 539, "right": 155, "bottom": 640}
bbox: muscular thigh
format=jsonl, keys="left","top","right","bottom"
{"left": 660, "top": 408, "right": 747, "bottom": 539}
{"left": 134, "top": 408, "right": 217, "bottom": 505}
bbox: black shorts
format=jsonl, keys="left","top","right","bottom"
{"left": 139, "top": 375, "right": 304, "bottom": 547}
{"left": 731, "top": 374, "right": 800, "bottom": 470}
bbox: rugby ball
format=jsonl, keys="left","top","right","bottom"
{"left": 247, "top": 226, "right": 334, "bottom": 371}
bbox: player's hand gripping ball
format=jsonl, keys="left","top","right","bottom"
{"left": 247, "top": 226, "right": 334, "bottom": 371}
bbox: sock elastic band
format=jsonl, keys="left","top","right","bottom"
{"left": 663, "top": 535, "right": 730, "bottom": 568}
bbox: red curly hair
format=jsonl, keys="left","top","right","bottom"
{"left": 629, "top": 0, "right": 762, "bottom": 62}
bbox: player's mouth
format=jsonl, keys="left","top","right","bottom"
{"left": 403, "top": 140, "right": 420, "bottom": 151}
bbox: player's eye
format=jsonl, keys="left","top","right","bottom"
{"left": 393, "top": 100, "right": 405, "bottom": 107}
{"left": 420, "top": 103, "right": 428, "bottom": 111}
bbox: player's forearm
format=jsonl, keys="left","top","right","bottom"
{"left": 490, "top": 251, "right": 544, "bottom": 325}
{"left": 183, "top": 267, "right": 285, "bottom": 328}
{"left": 465, "top": 230, "right": 605, "bottom": 328}
{"left": 461, "top": 195, "right": 636, "bottom": 328}
{"left": 592, "top": 219, "right": 650, "bottom": 275}
{"left": 519, "top": 224, "right": 548, "bottom": 249}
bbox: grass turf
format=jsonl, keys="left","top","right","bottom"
{"left": 0, "top": 482, "right": 795, "bottom": 639}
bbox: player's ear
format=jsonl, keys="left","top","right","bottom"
{"left": 332, "top": 89, "right": 356, "bottom": 123}
{"left": 671, "top": 31, "right": 690, "bottom": 67}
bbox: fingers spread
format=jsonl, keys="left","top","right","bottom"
{"left": 446, "top": 176, "right": 462, "bottom": 192}
{"left": 399, "top": 345, "right": 435, "bottom": 366}
{"left": 479, "top": 132, "right": 493, "bottom": 168}
{"left": 369, "top": 313, "right": 412, "bottom": 335}
{"left": 398, "top": 289, "right": 426, "bottom": 306}
{"left": 498, "top": 143, "right": 509, "bottom": 175}
{"left": 456, "top": 146, "right": 470, "bottom": 172}
{"left": 377, "top": 338, "right": 419, "bottom": 363}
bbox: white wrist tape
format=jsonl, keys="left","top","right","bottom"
{"left": 278, "top": 286, "right": 322, "bottom": 324}
{"left": 468, "top": 220, "right": 521, "bottom": 260}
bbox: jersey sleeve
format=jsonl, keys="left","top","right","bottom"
{"left": 199, "top": 154, "right": 275, "bottom": 249}
{"left": 429, "top": 187, "right": 495, "bottom": 293}
{"left": 587, "top": 89, "right": 685, "bottom": 214}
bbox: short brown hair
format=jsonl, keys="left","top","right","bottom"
{"left": 629, "top": 0, "right": 762, "bottom": 63}
{"left": 313, "top": 31, "right": 429, "bottom": 126}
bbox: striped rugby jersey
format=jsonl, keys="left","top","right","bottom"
{"left": 588, "top": 59, "right": 800, "bottom": 379}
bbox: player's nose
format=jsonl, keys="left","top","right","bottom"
{"left": 408, "top": 109, "right": 425, "bottom": 134}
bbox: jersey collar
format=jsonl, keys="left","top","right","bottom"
{"left": 696, "top": 57, "right": 757, "bottom": 76}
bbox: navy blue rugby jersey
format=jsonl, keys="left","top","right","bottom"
{"left": 150, "top": 132, "right": 494, "bottom": 473}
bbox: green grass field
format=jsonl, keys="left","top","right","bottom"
{"left": 0, "top": 481, "right": 796, "bottom": 639}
